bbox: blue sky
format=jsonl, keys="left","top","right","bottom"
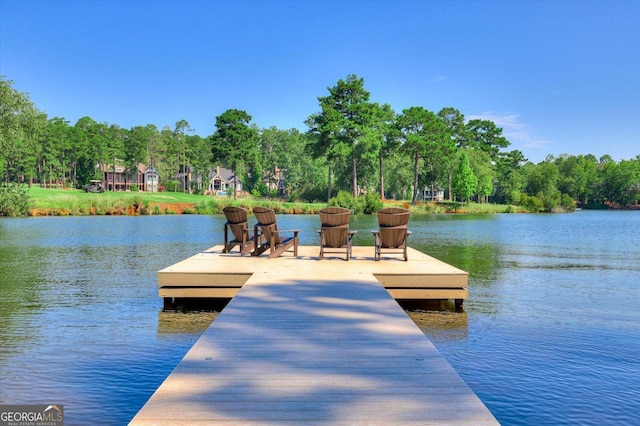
{"left": 1, "top": 0, "right": 638, "bottom": 164}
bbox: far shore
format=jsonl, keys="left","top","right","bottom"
{"left": 24, "top": 187, "right": 548, "bottom": 217}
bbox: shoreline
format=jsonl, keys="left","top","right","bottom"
{"left": 24, "top": 203, "right": 593, "bottom": 217}
{"left": 12, "top": 187, "right": 625, "bottom": 217}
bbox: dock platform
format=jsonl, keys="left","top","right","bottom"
{"left": 131, "top": 247, "right": 497, "bottom": 424}
{"left": 158, "top": 245, "right": 469, "bottom": 309}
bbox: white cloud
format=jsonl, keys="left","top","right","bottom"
{"left": 467, "top": 112, "right": 551, "bottom": 162}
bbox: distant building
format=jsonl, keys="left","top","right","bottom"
{"left": 98, "top": 162, "right": 159, "bottom": 192}
{"left": 145, "top": 166, "right": 159, "bottom": 192}
{"left": 423, "top": 187, "right": 445, "bottom": 202}
{"left": 266, "top": 167, "right": 287, "bottom": 198}
{"left": 170, "top": 166, "right": 191, "bottom": 192}
{"left": 208, "top": 166, "right": 242, "bottom": 195}
{"left": 277, "top": 169, "right": 287, "bottom": 198}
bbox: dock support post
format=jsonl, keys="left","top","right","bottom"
{"left": 455, "top": 298, "right": 464, "bottom": 311}
{"left": 163, "top": 297, "right": 176, "bottom": 311}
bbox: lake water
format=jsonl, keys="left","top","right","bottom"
{"left": 1, "top": 211, "right": 638, "bottom": 425}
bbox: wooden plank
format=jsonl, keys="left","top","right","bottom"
{"left": 159, "top": 287, "right": 240, "bottom": 298}
{"left": 158, "top": 273, "right": 250, "bottom": 287}
{"left": 375, "top": 273, "right": 468, "bottom": 288}
{"left": 157, "top": 246, "right": 469, "bottom": 303}
{"left": 386, "top": 288, "right": 468, "bottom": 299}
{"left": 133, "top": 267, "right": 497, "bottom": 425}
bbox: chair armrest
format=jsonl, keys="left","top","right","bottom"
{"left": 271, "top": 230, "right": 300, "bottom": 239}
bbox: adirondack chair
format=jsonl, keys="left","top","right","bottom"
{"left": 252, "top": 206, "right": 299, "bottom": 258}
{"left": 222, "top": 206, "right": 255, "bottom": 254}
{"left": 371, "top": 207, "right": 411, "bottom": 261}
{"left": 317, "top": 207, "right": 357, "bottom": 260}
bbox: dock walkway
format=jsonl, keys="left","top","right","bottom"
{"left": 132, "top": 249, "right": 498, "bottom": 425}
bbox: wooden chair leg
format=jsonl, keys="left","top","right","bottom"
{"left": 223, "top": 226, "right": 230, "bottom": 253}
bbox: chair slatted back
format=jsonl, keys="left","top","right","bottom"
{"left": 319, "top": 207, "right": 351, "bottom": 248}
{"left": 253, "top": 207, "right": 281, "bottom": 245}
{"left": 377, "top": 208, "right": 410, "bottom": 248}
{"left": 223, "top": 206, "right": 249, "bottom": 241}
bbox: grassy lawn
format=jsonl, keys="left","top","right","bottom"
{"left": 27, "top": 187, "right": 327, "bottom": 215}
{"left": 29, "top": 187, "right": 204, "bottom": 206}
{"left": 26, "top": 187, "right": 522, "bottom": 216}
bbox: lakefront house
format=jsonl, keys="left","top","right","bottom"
{"left": 98, "top": 162, "right": 159, "bottom": 192}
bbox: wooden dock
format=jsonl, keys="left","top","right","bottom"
{"left": 158, "top": 245, "right": 469, "bottom": 309}
{"left": 131, "top": 247, "right": 498, "bottom": 424}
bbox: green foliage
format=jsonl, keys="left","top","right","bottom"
{"left": 396, "top": 106, "right": 452, "bottom": 203}
{"left": 2, "top": 75, "right": 639, "bottom": 213}
{"left": 525, "top": 160, "right": 560, "bottom": 197}
{"left": 328, "top": 190, "right": 362, "bottom": 214}
{"left": 195, "top": 198, "right": 221, "bottom": 215}
{"left": 464, "top": 119, "right": 510, "bottom": 160}
{"left": 306, "top": 74, "right": 382, "bottom": 198}
{"left": 410, "top": 201, "right": 446, "bottom": 214}
{"left": 166, "top": 180, "right": 181, "bottom": 192}
{"left": 259, "top": 127, "right": 315, "bottom": 197}
{"left": 290, "top": 184, "right": 328, "bottom": 203}
{"left": 508, "top": 190, "right": 522, "bottom": 205}
{"left": 561, "top": 193, "right": 576, "bottom": 212}
{"left": 452, "top": 151, "right": 478, "bottom": 203}
{"left": 211, "top": 109, "right": 259, "bottom": 198}
{"left": 0, "top": 184, "right": 31, "bottom": 216}
{"left": 326, "top": 191, "right": 382, "bottom": 214}
{"left": 0, "top": 77, "right": 46, "bottom": 183}
{"left": 360, "top": 192, "right": 383, "bottom": 214}
{"left": 249, "top": 179, "right": 269, "bottom": 198}
{"left": 541, "top": 191, "right": 561, "bottom": 212}
{"left": 521, "top": 194, "right": 544, "bottom": 212}
{"left": 600, "top": 159, "right": 640, "bottom": 207}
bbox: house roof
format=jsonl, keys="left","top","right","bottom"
{"left": 99, "top": 162, "right": 148, "bottom": 173}
{"left": 212, "top": 167, "right": 239, "bottom": 183}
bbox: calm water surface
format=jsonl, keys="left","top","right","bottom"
{"left": 1, "top": 212, "right": 639, "bottom": 425}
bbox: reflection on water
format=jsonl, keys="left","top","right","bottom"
{"left": 1, "top": 212, "right": 639, "bottom": 425}
{"left": 157, "top": 311, "right": 218, "bottom": 335}
{"left": 407, "top": 310, "right": 468, "bottom": 341}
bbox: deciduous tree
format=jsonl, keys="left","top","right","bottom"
{"left": 601, "top": 159, "right": 640, "bottom": 207}
{"left": 453, "top": 151, "right": 477, "bottom": 204}
{"left": 0, "top": 77, "right": 46, "bottom": 183}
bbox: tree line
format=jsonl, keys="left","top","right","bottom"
{"left": 1, "top": 74, "right": 639, "bottom": 211}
